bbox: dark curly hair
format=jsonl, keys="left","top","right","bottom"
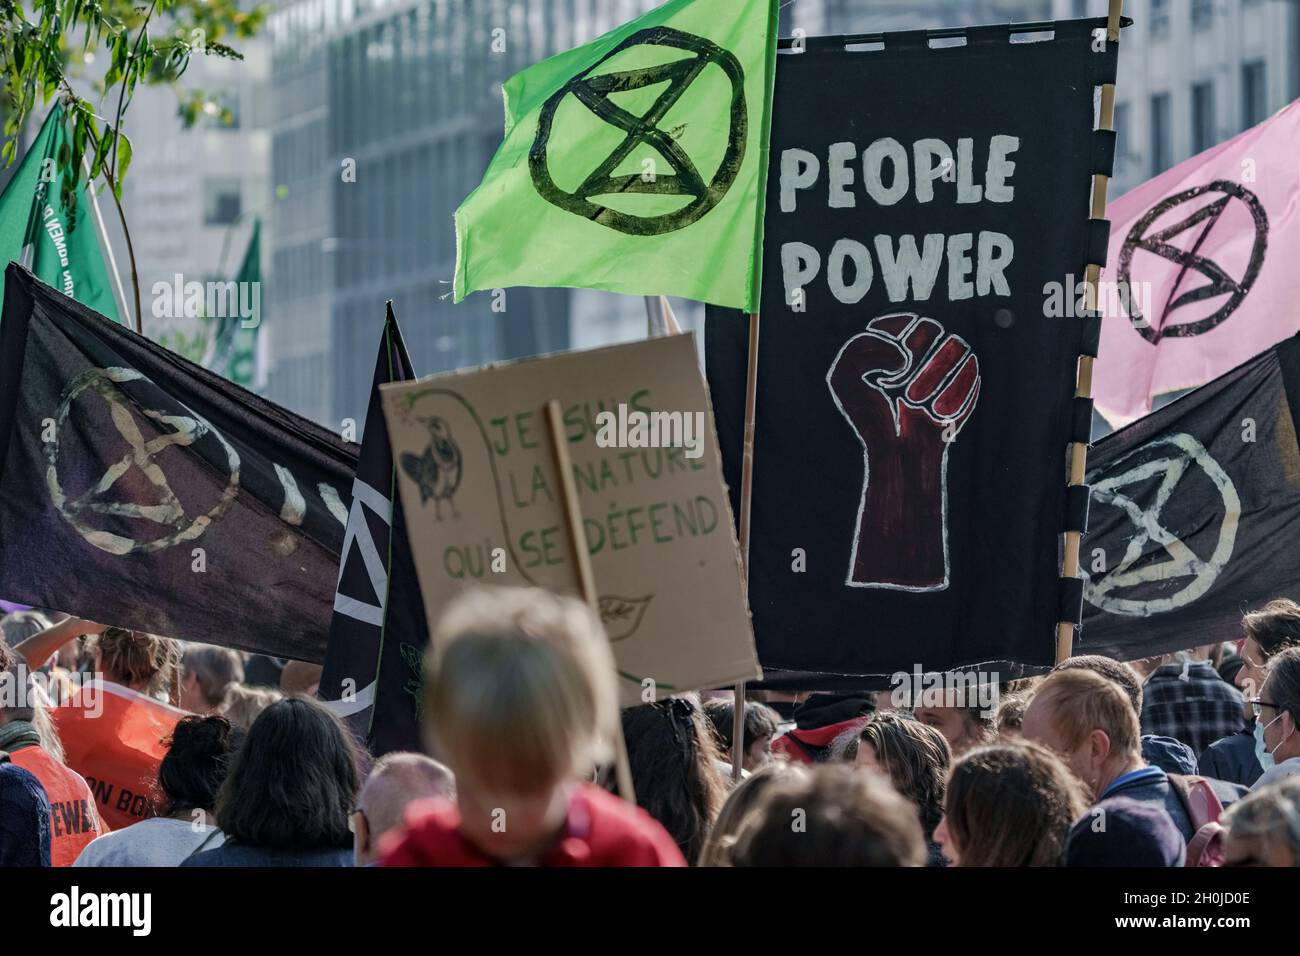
{"left": 157, "top": 715, "right": 243, "bottom": 817}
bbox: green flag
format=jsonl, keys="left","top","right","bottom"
{"left": 0, "top": 104, "right": 121, "bottom": 322}
{"left": 207, "top": 218, "right": 262, "bottom": 389}
{"left": 454, "top": 0, "right": 778, "bottom": 312}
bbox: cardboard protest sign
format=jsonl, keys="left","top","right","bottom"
{"left": 381, "top": 333, "right": 760, "bottom": 703}
{"left": 706, "top": 21, "right": 1120, "bottom": 683}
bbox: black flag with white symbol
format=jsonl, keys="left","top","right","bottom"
{"left": 0, "top": 265, "right": 357, "bottom": 662}
{"left": 318, "top": 305, "right": 429, "bottom": 754}
{"left": 1080, "top": 335, "right": 1300, "bottom": 660}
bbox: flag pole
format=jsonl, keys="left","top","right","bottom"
{"left": 544, "top": 398, "right": 637, "bottom": 805}
{"left": 1057, "top": 0, "right": 1124, "bottom": 664}
{"left": 644, "top": 296, "right": 661, "bottom": 337}
{"left": 729, "top": 1, "right": 779, "bottom": 776}
{"left": 732, "top": 309, "right": 761, "bottom": 781}
{"left": 659, "top": 296, "right": 682, "bottom": 335}
{"left": 643, "top": 295, "right": 683, "bottom": 337}
{"left": 81, "top": 156, "right": 134, "bottom": 333}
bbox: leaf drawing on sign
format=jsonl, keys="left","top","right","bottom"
{"left": 599, "top": 594, "right": 652, "bottom": 642}
{"left": 399, "top": 642, "right": 425, "bottom": 720}
{"left": 398, "top": 415, "right": 463, "bottom": 520}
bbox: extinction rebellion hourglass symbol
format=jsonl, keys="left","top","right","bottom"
{"left": 529, "top": 26, "right": 748, "bottom": 236}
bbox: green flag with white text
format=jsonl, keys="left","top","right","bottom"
{"left": 0, "top": 104, "right": 121, "bottom": 323}
{"left": 454, "top": 0, "right": 778, "bottom": 312}
{"left": 207, "top": 218, "right": 262, "bottom": 389}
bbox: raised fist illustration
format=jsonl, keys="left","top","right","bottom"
{"left": 826, "top": 312, "right": 980, "bottom": 590}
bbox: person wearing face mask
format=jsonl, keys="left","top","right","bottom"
{"left": 1202, "top": 600, "right": 1300, "bottom": 786}
{"left": 1248, "top": 646, "right": 1300, "bottom": 789}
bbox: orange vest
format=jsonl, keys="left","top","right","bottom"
{"left": 53, "top": 680, "right": 186, "bottom": 831}
{"left": 6, "top": 745, "right": 105, "bottom": 867}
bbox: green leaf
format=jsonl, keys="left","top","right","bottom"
{"left": 113, "top": 131, "right": 131, "bottom": 199}
{"left": 91, "top": 120, "right": 112, "bottom": 178}
{"left": 71, "top": 112, "right": 86, "bottom": 174}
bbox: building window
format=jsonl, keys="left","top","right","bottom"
{"left": 1192, "top": 81, "right": 1216, "bottom": 153}
{"left": 1150, "top": 92, "right": 1172, "bottom": 174}
{"left": 204, "top": 179, "right": 242, "bottom": 226}
{"left": 1242, "top": 60, "right": 1267, "bottom": 129}
{"left": 1113, "top": 101, "right": 1131, "bottom": 166}
{"left": 1150, "top": 0, "right": 1170, "bottom": 37}
{"left": 1192, "top": 0, "right": 1213, "bottom": 29}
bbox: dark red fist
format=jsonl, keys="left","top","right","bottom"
{"left": 827, "top": 312, "right": 980, "bottom": 590}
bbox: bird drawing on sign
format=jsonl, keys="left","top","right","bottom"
{"left": 399, "top": 416, "right": 462, "bottom": 520}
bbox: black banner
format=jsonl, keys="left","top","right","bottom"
{"left": 0, "top": 265, "right": 357, "bottom": 662}
{"left": 318, "top": 305, "right": 428, "bottom": 755}
{"left": 1079, "top": 336, "right": 1300, "bottom": 660}
{"left": 705, "top": 22, "right": 1117, "bottom": 682}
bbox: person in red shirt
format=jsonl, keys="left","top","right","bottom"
{"left": 379, "top": 587, "right": 684, "bottom": 867}
{"left": 0, "top": 634, "right": 105, "bottom": 866}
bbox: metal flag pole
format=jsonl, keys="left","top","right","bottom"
{"left": 81, "top": 155, "right": 134, "bottom": 332}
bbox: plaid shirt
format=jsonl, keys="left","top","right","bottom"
{"left": 1140, "top": 661, "right": 1245, "bottom": 758}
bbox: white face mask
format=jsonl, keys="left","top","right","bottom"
{"left": 1254, "top": 712, "right": 1289, "bottom": 771}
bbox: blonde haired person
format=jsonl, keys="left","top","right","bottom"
{"left": 0, "top": 634, "right": 103, "bottom": 865}
{"left": 380, "top": 587, "right": 684, "bottom": 866}
{"left": 1022, "top": 668, "right": 1246, "bottom": 849}
{"left": 19, "top": 617, "right": 187, "bottom": 830}
{"left": 219, "top": 684, "right": 283, "bottom": 732}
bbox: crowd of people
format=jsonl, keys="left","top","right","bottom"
{"left": 1, "top": 589, "right": 1299, "bottom": 867}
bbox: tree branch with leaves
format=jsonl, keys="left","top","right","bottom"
{"left": 1, "top": 0, "right": 267, "bottom": 330}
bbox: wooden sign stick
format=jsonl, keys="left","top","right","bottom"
{"left": 544, "top": 398, "right": 637, "bottom": 804}
{"left": 732, "top": 309, "right": 762, "bottom": 781}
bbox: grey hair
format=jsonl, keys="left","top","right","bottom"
{"left": 1223, "top": 777, "right": 1300, "bottom": 856}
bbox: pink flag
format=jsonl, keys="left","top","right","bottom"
{"left": 1094, "top": 100, "right": 1300, "bottom": 425}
